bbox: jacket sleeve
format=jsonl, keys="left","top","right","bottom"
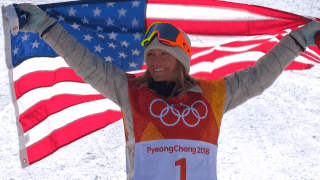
{"left": 223, "top": 30, "right": 306, "bottom": 114}
{"left": 41, "top": 23, "right": 129, "bottom": 107}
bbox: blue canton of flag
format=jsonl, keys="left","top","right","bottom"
{"left": 11, "top": 0, "right": 146, "bottom": 72}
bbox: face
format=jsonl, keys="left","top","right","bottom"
{"left": 146, "top": 49, "right": 178, "bottom": 81}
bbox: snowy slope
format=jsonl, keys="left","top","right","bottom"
{"left": 0, "top": 0, "right": 319, "bottom": 179}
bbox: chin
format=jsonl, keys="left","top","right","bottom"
{"left": 152, "top": 77, "right": 166, "bottom": 81}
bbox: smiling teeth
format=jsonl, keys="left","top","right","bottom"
{"left": 155, "top": 69, "right": 165, "bottom": 72}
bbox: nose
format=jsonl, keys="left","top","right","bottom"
{"left": 152, "top": 56, "right": 162, "bottom": 67}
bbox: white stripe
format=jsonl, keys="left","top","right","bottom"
{"left": 127, "top": 69, "right": 146, "bottom": 74}
{"left": 24, "top": 98, "right": 120, "bottom": 148}
{"left": 147, "top": 4, "right": 281, "bottom": 21}
{"left": 294, "top": 55, "right": 319, "bottom": 65}
{"left": 13, "top": 57, "right": 69, "bottom": 81}
{"left": 17, "top": 82, "right": 100, "bottom": 115}
{"left": 188, "top": 34, "right": 277, "bottom": 47}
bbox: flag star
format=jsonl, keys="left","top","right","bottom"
{"left": 119, "top": 52, "right": 128, "bottom": 59}
{"left": 129, "top": 62, "right": 138, "bottom": 68}
{"left": 13, "top": 47, "right": 19, "bottom": 55}
{"left": 82, "top": 17, "right": 89, "bottom": 24}
{"left": 131, "top": 48, "right": 141, "bottom": 56}
{"left": 132, "top": 1, "right": 141, "bottom": 8}
{"left": 21, "top": 14, "right": 27, "bottom": 18}
{"left": 106, "top": 17, "right": 114, "bottom": 26}
{"left": 21, "top": 33, "right": 30, "bottom": 42}
{"left": 121, "top": 40, "right": 130, "bottom": 48}
{"left": 68, "top": 7, "right": 77, "bottom": 16}
{"left": 96, "top": 25, "right": 103, "bottom": 32}
{"left": 121, "top": 27, "right": 128, "bottom": 32}
{"left": 107, "top": 3, "right": 115, "bottom": 7}
{"left": 84, "top": 34, "right": 93, "bottom": 42}
{"left": 108, "top": 43, "right": 117, "bottom": 49}
{"left": 82, "top": 4, "right": 89, "bottom": 7}
{"left": 70, "top": 22, "right": 80, "bottom": 30}
{"left": 94, "top": 44, "right": 104, "bottom": 53}
{"left": 57, "top": 15, "right": 65, "bottom": 22}
{"left": 93, "top": 7, "right": 102, "bottom": 17}
{"left": 31, "top": 40, "right": 40, "bottom": 49}
{"left": 133, "top": 32, "right": 143, "bottom": 41}
{"left": 131, "top": 17, "right": 139, "bottom": 27}
{"left": 108, "top": 31, "right": 118, "bottom": 40}
{"left": 97, "top": 33, "right": 105, "bottom": 39}
{"left": 118, "top": 7, "right": 127, "bottom": 17}
{"left": 104, "top": 56, "right": 114, "bottom": 62}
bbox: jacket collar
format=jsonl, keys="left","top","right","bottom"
{"left": 187, "top": 84, "right": 203, "bottom": 93}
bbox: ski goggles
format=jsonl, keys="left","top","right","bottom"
{"left": 141, "top": 22, "right": 191, "bottom": 58}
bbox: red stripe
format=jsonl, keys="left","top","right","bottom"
{"left": 147, "top": 0, "right": 308, "bottom": 22}
{"left": 26, "top": 110, "right": 122, "bottom": 165}
{"left": 285, "top": 61, "right": 314, "bottom": 70}
{"left": 20, "top": 94, "right": 105, "bottom": 133}
{"left": 15, "top": 68, "right": 84, "bottom": 99}
{"left": 146, "top": 19, "right": 306, "bottom": 36}
{"left": 220, "top": 39, "right": 271, "bottom": 48}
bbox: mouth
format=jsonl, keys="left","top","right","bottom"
{"left": 154, "top": 68, "right": 167, "bottom": 72}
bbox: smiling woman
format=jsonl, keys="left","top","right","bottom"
{"left": 146, "top": 49, "right": 178, "bottom": 82}
{"left": 132, "top": 48, "right": 198, "bottom": 98}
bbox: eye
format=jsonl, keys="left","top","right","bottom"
{"left": 161, "top": 52, "right": 168, "bottom": 58}
{"left": 147, "top": 52, "right": 154, "bottom": 57}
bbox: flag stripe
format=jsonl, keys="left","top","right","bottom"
{"left": 20, "top": 94, "right": 105, "bottom": 133}
{"left": 15, "top": 68, "right": 84, "bottom": 99}
{"left": 13, "top": 57, "right": 68, "bottom": 81}
{"left": 146, "top": 4, "right": 281, "bottom": 21}
{"left": 18, "top": 82, "right": 100, "bottom": 115}
{"left": 26, "top": 111, "right": 123, "bottom": 165}
{"left": 24, "top": 98, "right": 120, "bottom": 148}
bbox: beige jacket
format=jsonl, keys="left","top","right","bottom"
{"left": 43, "top": 23, "right": 305, "bottom": 179}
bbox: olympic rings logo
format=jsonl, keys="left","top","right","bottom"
{"left": 149, "top": 99, "right": 208, "bottom": 127}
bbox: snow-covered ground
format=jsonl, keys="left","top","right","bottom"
{"left": 0, "top": 0, "right": 319, "bottom": 179}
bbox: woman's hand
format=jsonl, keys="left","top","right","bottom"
{"left": 297, "top": 21, "right": 320, "bottom": 46}
{"left": 17, "top": 3, "right": 56, "bottom": 35}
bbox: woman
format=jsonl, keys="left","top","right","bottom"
{"left": 14, "top": 3, "right": 320, "bottom": 180}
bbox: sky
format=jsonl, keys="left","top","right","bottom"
{"left": 0, "top": 0, "right": 320, "bottom": 179}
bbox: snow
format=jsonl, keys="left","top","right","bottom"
{"left": 0, "top": 0, "right": 320, "bottom": 179}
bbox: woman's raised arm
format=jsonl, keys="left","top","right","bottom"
{"left": 223, "top": 21, "right": 320, "bottom": 114}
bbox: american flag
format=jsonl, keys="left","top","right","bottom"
{"left": 3, "top": 0, "right": 320, "bottom": 168}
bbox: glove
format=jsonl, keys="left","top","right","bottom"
{"left": 297, "top": 21, "right": 320, "bottom": 46}
{"left": 1, "top": 6, "right": 9, "bottom": 25}
{"left": 17, "top": 3, "right": 57, "bottom": 36}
